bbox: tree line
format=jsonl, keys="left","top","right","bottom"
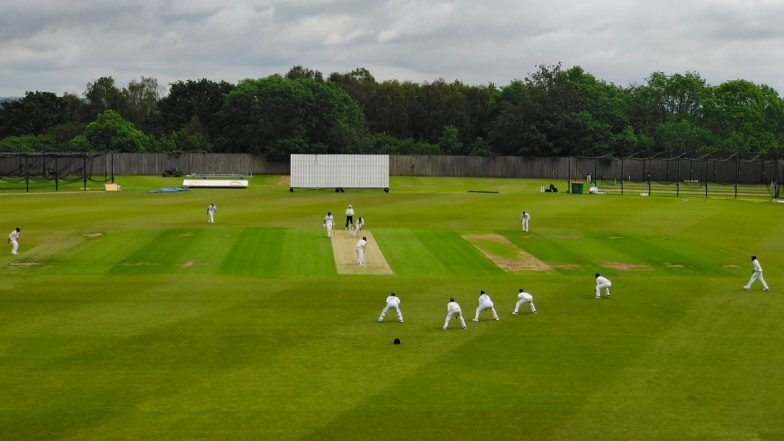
{"left": 1, "top": 64, "right": 783, "bottom": 159}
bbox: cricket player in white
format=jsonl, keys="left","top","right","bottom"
{"left": 378, "top": 292, "right": 403, "bottom": 323}
{"left": 473, "top": 290, "right": 499, "bottom": 321}
{"left": 595, "top": 273, "right": 612, "bottom": 299}
{"left": 356, "top": 236, "right": 367, "bottom": 266}
{"left": 444, "top": 298, "right": 467, "bottom": 330}
{"left": 323, "top": 212, "right": 334, "bottom": 237}
{"left": 744, "top": 256, "right": 770, "bottom": 291}
{"left": 207, "top": 203, "right": 217, "bottom": 223}
{"left": 521, "top": 211, "right": 531, "bottom": 232}
{"left": 513, "top": 288, "right": 537, "bottom": 314}
{"left": 353, "top": 217, "right": 364, "bottom": 237}
{"left": 345, "top": 204, "right": 355, "bottom": 229}
{"left": 8, "top": 227, "right": 20, "bottom": 255}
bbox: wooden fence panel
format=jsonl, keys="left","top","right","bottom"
{"left": 1, "top": 153, "right": 781, "bottom": 184}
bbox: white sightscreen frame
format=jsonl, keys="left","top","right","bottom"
{"left": 290, "top": 154, "right": 389, "bottom": 189}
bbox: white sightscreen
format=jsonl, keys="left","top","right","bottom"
{"left": 290, "top": 154, "right": 389, "bottom": 189}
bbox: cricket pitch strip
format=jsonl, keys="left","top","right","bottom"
{"left": 331, "top": 229, "right": 394, "bottom": 275}
{"left": 463, "top": 233, "right": 551, "bottom": 272}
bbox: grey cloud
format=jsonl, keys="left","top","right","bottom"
{"left": 1, "top": 0, "right": 783, "bottom": 96}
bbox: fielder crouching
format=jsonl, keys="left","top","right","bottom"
{"left": 473, "top": 290, "right": 499, "bottom": 321}
{"left": 444, "top": 298, "right": 467, "bottom": 330}
{"left": 378, "top": 292, "right": 403, "bottom": 323}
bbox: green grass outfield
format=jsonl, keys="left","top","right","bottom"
{"left": 1, "top": 175, "right": 783, "bottom": 440}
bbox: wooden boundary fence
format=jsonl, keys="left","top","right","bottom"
{"left": 1, "top": 153, "right": 781, "bottom": 186}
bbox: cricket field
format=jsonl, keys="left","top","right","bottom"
{"left": 1, "top": 176, "right": 782, "bottom": 440}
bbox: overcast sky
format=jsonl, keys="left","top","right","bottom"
{"left": 1, "top": 0, "right": 783, "bottom": 97}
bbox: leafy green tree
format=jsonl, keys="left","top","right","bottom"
{"left": 438, "top": 125, "right": 463, "bottom": 154}
{"left": 488, "top": 65, "right": 630, "bottom": 156}
{"left": 286, "top": 65, "right": 324, "bottom": 82}
{"left": 173, "top": 116, "right": 213, "bottom": 152}
{"left": 0, "top": 134, "right": 55, "bottom": 152}
{"left": 374, "top": 80, "right": 413, "bottom": 137}
{"left": 402, "top": 138, "right": 441, "bottom": 155}
{"left": 0, "top": 91, "right": 65, "bottom": 137}
{"left": 626, "top": 71, "right": 710, "bottom": 154}
{"left": 702, "top": 80, "right": 784, "bottom": 156}
{"left": 216, "top": 76, "right": 367, "bottom": 159}
{"left": 123, "top": 76, "right": 163, "bottom": 131}
{"left": 80, "top": 110, "right": 150, "bottom": 152}
{"left": 655, "top": 120, "right": 711, "bottom": 154}
{"left": 156, "top": 79, "right": 235, "bottom": 139}
{"left": 468, "top": 137, "right": 493, "bottom": 156}
{"left": 330, "top": 69, "right": 496, "bottom": 149}
{"left": 150, "top": 133, "right": 178, "bottom": 153}
{"left": 68, "top": 135, "right": 91, "bottom": 152}
{"left": 46, "top": 122, "right": 87, "bottom": 146}
{"left": 61, "top": 92, "right": 88, "bottom": 123}
{"left": 84, "top": 77, "right": 126, "bottom": 119}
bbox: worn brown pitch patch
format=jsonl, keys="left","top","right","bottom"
{"left": 723, "top": 264, "right": 741, "bottom": 269}
{"left": 181, "top": 260, "right": 194, "bottom": 268}
{"left": 9, "top": 262, "right": 43, "bottom": 267}
{"left": 82, "top": 232, "right": 103, "bottom": 238}
{"left": 552, "top": 234, "right": 581, "bottom": 240}
{"left": 553, "top": 264, "right": 581, "bottom": 270}
{"left": 463, "top": 234, "right": 551, "bottom": 272}
{"left": 665, "top": 263, "right": 686, "bottom": 269}
{"left": 603, "top": 262, "right": 654, "bottom": 271}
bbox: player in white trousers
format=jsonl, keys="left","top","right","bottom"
{"left": 378, "top": 292, "right": 403, "bottom": 323}
{"left": 521, "top": 211, "right": 531, "bottom": 232}
{"left": 595, "top": 273, "right": 612, "bottom": 299}
{"left": 8, "top": 227, "right": 20, "bottom": 255}
{"left": 323, "top": 212, "right": 334, "bottom": 237}
{"left": 444, "top": 298, "right": 467, "bottom": 330}
{"left": 353, "top": 217, "right": 364, "bottom": 237}
{"left": 513, "top": 288, "right": 537, "bottom": 314}
{"left": 744, "top": 256, "right": 770, "bottom": 291}
{"left": 207, "top": 203, "right": 217, "bottom": 223}
{"left": 356, "top": 236, "right": 367, "bottom": 266}
{"left": 473, "top": 290, "right": 499, "bottom": 321}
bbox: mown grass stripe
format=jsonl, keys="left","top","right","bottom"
{"left": 220, "top": 228, "right": 286, "bottom": 276}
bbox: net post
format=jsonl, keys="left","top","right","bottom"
{"left": 734, "top": 156, "right": 739, "bottom": 199}
{"left": 704, "top": 159, "right": 708, "bottom": 198}
{"left": 676, "top": 158, "right": 680, "bottom": 197}
{"left": 666, "top": 158, "right": 669, "bottom": 182}
{"left": 54, "top": 154, "right": 58, "bottom": 192}
{"left": 567, "top": 156, "right": 571, "bottom": 194}
{"left": 83, "top": 154, "right": 87, "bottom": 191}
{"left": 620, "top": 155, "right": 624, "bottom": 195}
